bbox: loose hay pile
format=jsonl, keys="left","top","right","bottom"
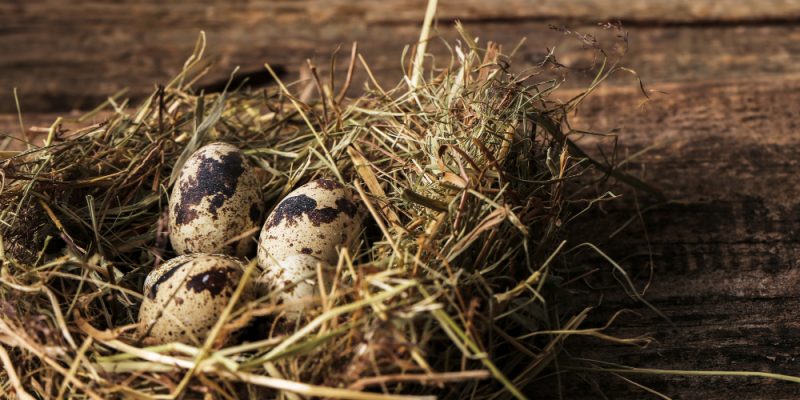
{"left": 0, "top": 25, "right": 657, "bottom": 399}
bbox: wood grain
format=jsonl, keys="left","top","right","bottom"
{"left": 543, "top": 77, "right": 800, "bottom": 399}
{"left": 3, "top": 1, "right": 800, "bottom": 113}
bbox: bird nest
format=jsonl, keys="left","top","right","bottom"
{"left": 0, "top": 22, "right": 661, "bottom": 399}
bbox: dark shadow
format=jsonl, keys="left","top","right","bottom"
{"left": 198, "top": 66, "right": 286, "bottom": 94}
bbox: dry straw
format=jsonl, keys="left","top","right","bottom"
{"left": 0, "top": 15, "right": 726, "bottom": 400}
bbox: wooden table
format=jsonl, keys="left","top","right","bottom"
{"left": 3, "top": 1, "right": 800, "bottom": 398}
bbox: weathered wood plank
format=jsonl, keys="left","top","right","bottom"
{"left": 3, "top": 1, "right": 800, "bottom": 113}
{"left": 434, "top": 0, "right": 800, "bottom": 23}
{"left": 4, "top": 1, "right": 799, "bottom": 26}
{"left": 541, "top": 77, "right": 800, "bottom": 398}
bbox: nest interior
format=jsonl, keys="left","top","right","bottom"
{"left": 0, "top": 24, "right": 657, "bottom": 400}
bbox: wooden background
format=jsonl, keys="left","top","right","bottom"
{"left": 3, "top": 1, "right": 800, "bottom": 398}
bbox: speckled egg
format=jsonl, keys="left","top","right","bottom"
{"left": 258, "top": 179, "right": 364, "bottom": 265}
{"left": 169, "top": 142, "right": 264, "bottom": 257}
{"left": 257, "top": 179, "right": 365, "bottom": 314}
{"left": 138, "top": 254, "right": 250, "bottom": 345}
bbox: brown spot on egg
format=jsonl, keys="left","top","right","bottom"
{"left": 335, "top": 197, "right": 358, "bottom": 218}
{"left": 148, "top": 260, "right": 188, "bottom": 299}
{"left": 314, "top": 179, "right": 343, "bottom": 191}
{"left": 174, "top": 152, "right": 245, "bottom": 225}
{"left": 301, "top": 247, "right": 313, "bottom": 254}
{"left": 307, "top": 206, "right": 340, "bottom": 226}
{"left": 186, "top": 267, "right": 238, "bottom": 297}
{"left": 266, "top": 194, "right": 317, "bottom": 228}
{"left": 265, "top": 185, "right": 358, "bottom": 227}
{"left": 175, "top": 206, "right": 199, "bottom": 227}
{"left": 283, "top": 280, "right": 294, "bottom": 291}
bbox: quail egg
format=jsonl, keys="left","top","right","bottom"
{"left": 169, "top": 142, "right": 264, "bottom": 257}
{"left": 138, "top": 254, "right": 250, "bottom": 345}
{"left": 257, "top": 179, "right": 365, "bottom": 315}
{"left": 258, "top": 179, "right": 364, "bottom": 265}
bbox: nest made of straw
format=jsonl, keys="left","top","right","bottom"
{"left": 0, "top": 24, "right": 656, "bottom": 400}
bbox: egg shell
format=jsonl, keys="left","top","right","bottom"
{"left": 138, "top": 254, "right": 249, "bottom": 345}
{"left": 169, "top": 142, "right": 264, "bottom": 257}
{"left": 262, "top": 254, "right": 330, "bottom": 314}
{"left": 257, "top": 179, "right": 364, "bottom": 267}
